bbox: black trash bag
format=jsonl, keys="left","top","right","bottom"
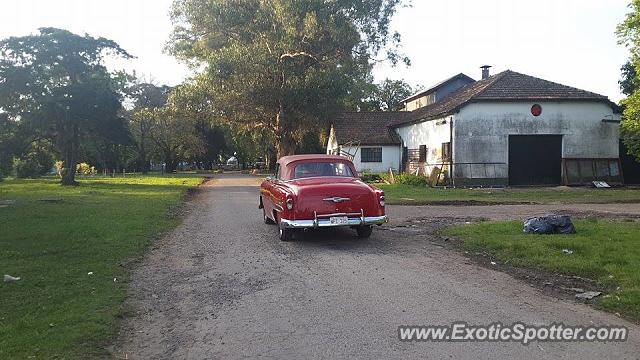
{"left": 523, "top": 215, "right": 576, "bottom": 234}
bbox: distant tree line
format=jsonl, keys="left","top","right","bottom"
{"left": 0, "top": 1, "right": 416, "bottom": 185}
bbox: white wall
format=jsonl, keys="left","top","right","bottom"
{"left": 454, "top": 101, "right": 620, "bottom": 180}
{"left": 326, "top": 126, "right": 401, "bottom": 173}
{"left": 340, "top": 145, "right": 401, "bottom": 173}
{"left": 394, "top": 115, "right": 453, "bottom": 172}
{"left": 326, "top": 127, "right": 339, "bottom": 154}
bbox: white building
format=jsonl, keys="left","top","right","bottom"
{"left": 326, "top": 112, "right": 404, "bottom": 173}
{"left": 328, "top": 68, "right": 622, "bottom": 186}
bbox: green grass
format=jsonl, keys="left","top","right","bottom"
{"left": 0, "top": 174, "right": 202, "bottom": 358}
{"left": 446, "top": 219, "right": 640, "bottom": 322}
{"left": 377, "top": 183, "right": 640, "bottom": 205}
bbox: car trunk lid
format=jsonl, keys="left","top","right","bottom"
{"left": 288, "top": 177, "right": 377, "bottom": 219}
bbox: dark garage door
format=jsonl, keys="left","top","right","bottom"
{"left": 509, "top": 135, "right": 562, "bottom": 186}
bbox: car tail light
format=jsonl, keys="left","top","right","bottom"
{"left": 286, "top": 197, "right": 293, "bottom": 210}
{"left": 379, "top": 195, "right": 385, "bottom": 207}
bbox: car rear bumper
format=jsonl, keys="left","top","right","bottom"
{"left": 279, "top": 210, "right": 388, "bottom": 229}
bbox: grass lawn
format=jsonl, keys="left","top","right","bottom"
{"left": 377, "top": 183, "right": 640, "bottom": 205}
{"left": 446, "top": 219, "right": 640, "bottom": 322}
{"left": 0, "top": 174, "right": 202, "bottom": 358}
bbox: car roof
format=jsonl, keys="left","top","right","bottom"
{"left": 278, "top": 154, "right": 351, "bottom": 167}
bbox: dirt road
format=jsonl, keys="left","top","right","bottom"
{"left": 117, "top": 174, "right": 639, "bottom": 359}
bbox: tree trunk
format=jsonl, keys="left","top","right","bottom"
{"left": 165, "top": 159, "right": 178, "bottom": 173}
{"left": 164, "top": 149, "right": 178, "bottom": 173}
{"left": 139, "top": 130, "right": 149, "bottom": 174}
{"left": 139, "top": 146, "right": 148, "bottom": 174}
{"left": 61, "top": 125, "right": 78, "bottom": 186}
{"left": 274, "top": 102, "right": 295, "bottom": 159}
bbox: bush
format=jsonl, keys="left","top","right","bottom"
{"left": 396, "top": 173, "right": 429, "bottom": 187}
{"left": 14, "top": 150, "right": 53, "bottom": 179}
{"left": 15, "top": 159, "right": 47, "bottom": 179}
{"left": 54, "top": 161, "right": 64, "bottom": 178}
{"left": 360, "top": 172, "right": 383, "bottom": 183}
{"left": 379, "top": 172, "right": 429, "bottom": 187}
{"left": 76, "top": 162, "right": 96, "bottom": 176}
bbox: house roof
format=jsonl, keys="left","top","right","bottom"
{"left": 390, "top": 70, "right": 617, "bottom": 127}
{"left": 400, "top": 73, "right": 475, "bottom": 104}
{"left": 331, "top": 112, "right": 406, "bottom": 145}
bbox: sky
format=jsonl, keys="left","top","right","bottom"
{"left": 0, "top": 0, "right": 632, "bottom": 102}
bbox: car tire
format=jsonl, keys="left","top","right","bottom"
{"left": 356, "top": 225, "right": 373, "bottom": 238}
{"left": 275, "top": 213, "right": 293, "bottom": 241}
{"left": 278, "top": 225, "right": 293, "bottom": 241}
{"left": 263, "top": 207, "right": 275, "bottom": 224}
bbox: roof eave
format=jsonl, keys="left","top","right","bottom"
{"left": 471, "top": 97, "right": 620, "bottom": 112}
{"left": 338, "top": 142, "right": 401, "bottom": 146}
{"left": 389, "top": 111, "right": 457, "bottom": 129}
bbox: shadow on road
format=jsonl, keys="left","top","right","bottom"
{"left": 272, "top": 225, "right": 402, "bottom": 253}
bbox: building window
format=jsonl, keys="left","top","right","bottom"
{"left": 407, "top": 148, "right": 419, "bottom": 162}
{"left": 419, "top": 145, "right": 427, "bottom": 162}
{"left": 442, "top": 142, "right": 451, "bottom": 162}
{"left": 361, "top": 147, "right": 382, "bottom": 163}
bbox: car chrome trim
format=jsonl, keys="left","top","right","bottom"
{"left": 323, "top": 197, "right": 351, "bottom": 203}
{"left": 282, "top": 176, "right": 361, "bottom": 183}
{"left": 279, "top": 212, "right": 388, "bottom": 229}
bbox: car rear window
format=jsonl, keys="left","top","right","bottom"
{"left": 293, "top": 162, "right": 354, "bottom": 179}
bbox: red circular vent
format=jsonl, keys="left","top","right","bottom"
{"left": 531, "top": 104, "right": 542, "bottom": 117}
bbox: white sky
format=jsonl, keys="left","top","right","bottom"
{"left": 0, "top": 0, "right": 632, "bottom": 102}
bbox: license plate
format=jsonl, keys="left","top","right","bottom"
{"left": 329, "top": 216, "right": 349, "bottom": 225}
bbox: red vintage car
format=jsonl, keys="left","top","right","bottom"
{"left": 259, "top": 154, "right": 387, "bottom": 241}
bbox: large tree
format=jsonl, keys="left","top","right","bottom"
{"left": 128, "top": 83, "right": 171, "bottom": 172}
{"left": 0, "top": 113, "right": 16, "bottom": 179}
{"left": 620, "top": 60, "right": 638, "bottom": 97}
{"left": 145, "top": 97, "right": 206, "bottom": 173}
{"left": 168, "top": 0, "right": 408, "bottom": 158}
{"left": 617, "top": 1, "right": 640, "bottom": 160}
{"left": 0, "top": 28, "right": 131, "bottom": 185}
{"left": 361, "top": 78, "right": 418, "bottom": 111}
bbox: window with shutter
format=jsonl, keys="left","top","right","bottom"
{"left": 361, "top": 147, "right": 383, "bottom": 163}
{"left": 418, "top": 145, "right": 427, "bottom": 162}
{"left": 442, "top": 142, "right": 451, "bottom": 161}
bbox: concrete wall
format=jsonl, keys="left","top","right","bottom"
{"left": 404, "top": 94, "right": 434, "bottom": 111}
{"left": 339, "top": 145, "right": 401, "bottom": 173}
{"left": 395, "top": 116, "right": 452, "bottom": 164}
{"left": 454, "top": 101, "right": 620, "bottom": 185}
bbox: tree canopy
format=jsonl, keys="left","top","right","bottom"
{"left": 0, "top": 27, "right": 132, "bottom": 184}
{"left": 168, "top": 0, "right": 409, "bottom": 158}
{"left": 0, "top": 3, "right": 411, "bottom": 181}
{"left": 363, "top": 78, "right": 418, "bottom": 111}
{"left": 618, "top": 1, "right": 640, "bottom": 160}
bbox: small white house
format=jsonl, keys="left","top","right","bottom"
{"left": 328, "top": 67, "right": 622, "bottom": 186}
{"left": 326, "top": 112, "right": 404, "bottom": 173}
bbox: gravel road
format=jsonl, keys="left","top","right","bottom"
{"left": 116, "top": 173, "right": 639, "bottom": 359}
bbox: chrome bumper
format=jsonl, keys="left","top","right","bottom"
{"left": 279, "top": 209, "right": 388, "bottom": 229}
